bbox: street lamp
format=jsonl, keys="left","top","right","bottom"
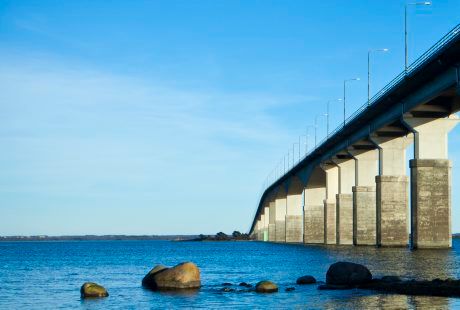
{"left": 368, "top": 48, "right": 389, "bottom": 106}
{"left": 314, "top": 114, "right": 327, "bottom": 148}
{"left": 343, "top": 78, "right": 360, "bottom": 126}
{"left": 327, "top": 99, "right": 342, "bottom": 137}
{"left": 405, "top": 2, "right": 431, "bottom": 73}
{"left": 305, "top": 125, "right": 315, "bottom": 154}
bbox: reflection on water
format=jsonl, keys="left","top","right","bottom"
{"left": 0, "top": 240, "right": 460, "bottom": 309}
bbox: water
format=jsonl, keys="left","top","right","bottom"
{"left": 1, "top": 240, "right": 460, "bottom": 309}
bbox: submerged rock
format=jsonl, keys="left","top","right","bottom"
{"left": 296, "top": 275, "right": 317, "bottom": 285}
{"left": 381, "top": 276, "right": 401, "bottom": 283}
{"left": 359, "top": 278, "right": 460, "bottom": 297}
{"left": 239, "top": 282, "right": 252, "bottom": 287}
{"left": 142, "top": 262, "right": 201, "bottom": 290}
{"left": 222, "top": 282, "right": 232, "bottom": 286}
{"left": 318, "top": 284, "right": 353, "bottom": 290}
{"left": 326, "top": 262, "right": 372, "bottom": 286}
{"left": 221, "top": 287, "right": 235, "bottom": 292}
{"left": 285, "top": 287, "right": 295, "bottom": 292}
{"left": 255, "top": 281, "right": 278, "bottom": 293}
{"left": 80, "top": 282, "right": 109, "bottom": 298}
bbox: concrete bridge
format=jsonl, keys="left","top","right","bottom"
{"left": 249, "top": 24, "right": 460, "bottom": 249}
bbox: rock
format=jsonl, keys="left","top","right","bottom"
{"left": 80, "top": 282, "right": 109, "bottom": 298}
{"left": 296, "top": 275, "right": 317, "bottom": 285}
{"left": 221, "top": 287, "right": 235, "bottom": 292}
{"left": 326, "top": 262, "right": 372, "bottom": 286}
{"left": 255, "top": 281, "right": 278, "bottom": 293}
{"left": 381, "top": 276, "right": 401, "bottom": 283}
{"left": 222, "top": 282, "right": 232, "bottom": 286}
{"left": 142, "top": 262, "right": 201, "bottom": 290}
{"left": 318, "top": 284, "right": 352, "bottom": 290}
{"left": 238, "top": 282, "right": 248, "bottom": 287}
{"left": 358, "top": 278, "right": 460, "bottom": 297}
{"left": 285, "top": 287, "right": 295, "bottom": 292}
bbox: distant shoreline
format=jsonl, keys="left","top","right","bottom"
{"left": 0, "top": 235, "right": 198, "bottom": 242}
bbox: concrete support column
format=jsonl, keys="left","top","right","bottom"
{"left": 268, "top": 201, "right": 276, "bottom": 242}
{"left": 370, "top": 135, "right": 412, "bottom": 247}
{"left": 274, "top": 188, "right": 287, "bottom": 242}
{"left": 348, "top": 148, "right": 378, "bottom": 245}
{"left": 263, "top": 207, "right": 269, "bottom": 242}
{"left": 403, "top": 115, "right": 459, "bottom": 248}
{"left": 256, "top": 219, "right": 263, "bottom": 241}
{"left": 321, "top": 163, "right": 339, "bottom": 244}
{"left": 332, "top": 158, "right": 354, "bottom": 245}
{"left": 286, "top": 177, "right": 304, "bottom": 243}
{"left": 304, "top": 167, "right": 326, "bottom": 244}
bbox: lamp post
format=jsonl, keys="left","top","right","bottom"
{"left": 287, "top": 150, "right": 290, "bottom": 170}
{"left": 368, "top": 48, "right": 389, "bottom": 105}
{"left": 405, "top": 2, "right": 431, "bottom": 73}
{"left": 298, "top": 136, "right": 302, "bottom": 160}
{"left": 315, "top": 114, "right": 328, "bottom": 148}
{"left": 305, "top": 125, "right": 315, "bottom": 154}
{"left": 292, "top": 143, "right": 296, "bottom": 166}
{"left": 327, "top": 99, "right": 342, "bottom": 137}
{"left": 343, "top": 78, "right": 360, "bottom": 127}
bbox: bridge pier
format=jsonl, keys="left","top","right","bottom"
{"left": 332, "top": 157, "right": 354, "bottom": 245}
{"left": 321, "top": 163, "right": 339, "bottom": 244}
{"left": 274, "top": 188, "right": 287, "bottom": 242}
{"left": 348, "top": 147, "right": 378, "bottom": 246}
{"left": 268, "top": 200, "right": 276, "bottom": 242}
{"left": 403, "top": 115, "right": 459, "bottom": 248}
{"left": 256, "top": 218, "right": 263, "bottom": 241}
{"left": 286, "top": 177, "right": 304, "bottom": 243}
{"left": 304, "top": 167, "right": 326, "bottom": 244}
{"left": 370, "top": 134, "right": 412, "bottom": 247}
{"left": 263, "top": 206, "right": 270, "bottom": 242}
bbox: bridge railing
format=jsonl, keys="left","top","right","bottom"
{"left": 252, "top": 23, "right": 460, "bottom": 232}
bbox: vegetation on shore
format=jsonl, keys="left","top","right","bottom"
{"left": 192, "top": 231, "right": 252, "bottom": 241}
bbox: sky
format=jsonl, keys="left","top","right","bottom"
{"left": 0, "top": 0, "right": 460, "bottom": 235}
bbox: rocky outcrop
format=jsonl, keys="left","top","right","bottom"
{"left": 255, "top": 280, "right": 278, "bottom": 293}
{"left": 296, "top": 275, "right": 316, "bottom": 284}
{"left": 142, "top": 262, "right": 201, "bottom": 290}
{"left": 359, "top": 277, "right": 460, "bottom": 297}
{"left": 80, "top": 282, "right": 109, "bottom": 298}
{"left": 326, "top": 262, "right": 372, "bottom": 286}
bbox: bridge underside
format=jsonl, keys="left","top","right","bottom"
{"left": 250, "top": 25, "right": 460, "bottom": 249}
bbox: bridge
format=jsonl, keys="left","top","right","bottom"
{"left": 249, "top": 23, "right": 460, "bottom": 249}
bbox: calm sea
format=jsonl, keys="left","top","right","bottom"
{"left": 1, "top": 239, "right": 460, "bottom": 309}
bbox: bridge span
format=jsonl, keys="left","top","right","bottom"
{"left": 249, "top": 24, "right": 460, "bottom": 249}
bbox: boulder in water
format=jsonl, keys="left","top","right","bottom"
{"left": 142, "top": 262, "right": 201, "bottom": 290}
{"left": 326, "top": 262, "right": 372, "bottom": 286}
{"left": 80, "top": 282, "right": 109, "bottom": 298}
{"left": 255, "top": 280, "right": 278, "bottom": 293}
{"left": 381, "top": 276, "right": 401, "bottom": 283}
{"left": 296, "top": 275, "right": 317, "bottom": 284}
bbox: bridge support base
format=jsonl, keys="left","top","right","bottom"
{"left": 353, "top": 186, "right": 376, "bottom": 245}
{"left": 304, "top": 205, "right": 324, "bottom": 244}
{"left": 256, "top": 230, "right": 261, "bottom": 241}
{"left": 336, "top": 194, "right": 353, "bottom": 245}
{"left": 324, "top": 199, "right": 336, "bottom": 244}
{"left": 268, "top": 224, "right": 276, "bottom": 242}
{"left": 410, "top": 159, "right": 452, "bottom": 249}
{"left": 285, "top": 215, "right": 303, "bottom": 243}
{"left": 376, "top": 175, "right": 409, "bottom": 247}
{"left": 275, "top": 220, "right": 286, "bottom": 242}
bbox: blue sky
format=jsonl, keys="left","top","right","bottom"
{"left": 0, "top": 0, "right": 459, "bottom": 235}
